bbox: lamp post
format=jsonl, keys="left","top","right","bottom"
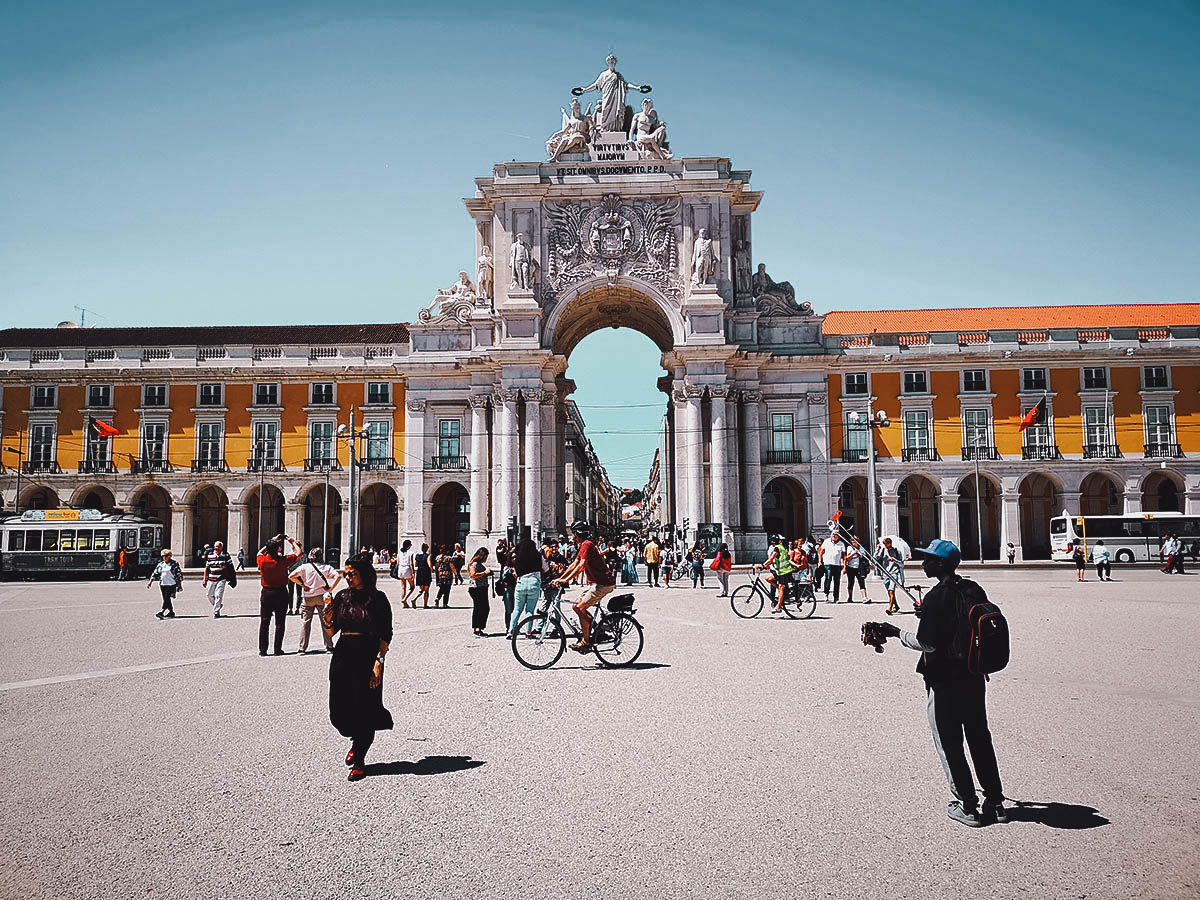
{"left": 254, "top": 440, "right": 265, "bottom": 551}
{"left": 322, "top": 462, "right": 330, "bottom": 556}
{"left": 340, "top": 412, "right": 366, "bottom": 558}
{"left": 849, "top": 398, "right": 890, "bottom": 554}
{"left": 974, "top": 455, "right": 985, "bottom": 564}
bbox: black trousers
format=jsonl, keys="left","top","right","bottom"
{"left": 927, "top": 678, "right": 1003, "bottom": 808}
{"left": 823, "top": 565, "right": 842, "bottom": 599}
{"left": 469, "top": 583, "right": 490, "bottom": 631}
{"left": 1096, "top": 561, "right": 1111, "bottom": 579}
{"left": 259, "top": 587, "right": 289, "bottom": 654}
{"left": 159, "top": 585, "right": 177, "bottom": 612}
{"left": 435, "top": 580, "right": 452, "bottom": 606}
{"left": 646, "top": 563, "right": 660, "bottom": 586}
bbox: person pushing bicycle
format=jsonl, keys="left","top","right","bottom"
{"left": 551, "top": 521, "right": 616, "bottom": 652}
{"left": 763, "top": 535, "right": 794, "bottom": 615}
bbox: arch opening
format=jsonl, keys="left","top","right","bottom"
{"left": 763, "top": 477, "right": 808, "bottom": 542}
{"left": 957, "top": 474, "right": 1002, "bottom": 560}
{"left": 1142, "top": 470, "right": 1182, "bottom": 512}
{"left": 192, "top": 486, "right": 230, "bottom": 556}
{"left": 897, "top": 475, "right": 940, "bottom": 547}
{"left": 242, "top": 484, "right": 283, "bottom": 553}
{"left": 299, "top": 484, "right": 343, "bottom": 558}
{"left": 358, "top": 483, "right": 398, "bottom": 554}
{"left": 131, "top": 485, "right": 173, "bottom": 546}
{"left": 1080, "top": 472, "right": 1122, "bottom": 517}
{"left": 1017, "top": 472, "right": 1062, "bottom": 559}
{"left": 837, "top": 476, "right": 881, "bottom": 538}
{"left": 430, "top": 482, "right": 469, "bottom": 552}
{"left": 20, "top": 486, "right": 60, "bottom": 511}
{"left": 548, "top": 281, "right": 680, "bottom": 358}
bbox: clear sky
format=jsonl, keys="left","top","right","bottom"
{"left": 2, "top": 0, "right": 1197, "bottom": 488}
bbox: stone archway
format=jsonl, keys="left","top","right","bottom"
{"left": 359, "top": 483, "right": 398, "bottom": 553}
{"left": 430, "top": 482, "right": 470, "bottom": 552}
{"left": 897, "top": 475, "right": 940, "bottom": 548}
{"left": 242, "top": 484, "right": 283, "bottom": 552}
{"left": 190, "top": 485, "right": 230, "bottom": 556}
{"left": 957, "top": 473, "right": 1002, "bottom": 561}
{"left": 836, "top": 476, "right": 881, "bottom": 540}
{"left": 1018, "top": 472, "right": 1063, "bottom": 559}
{"left": 20, "top": 486, "right": 59, "bottom": 510}
{"left": 1080, "top": 471, "right": 1122, "bottom": 516}
{"left": 131, "top": 484, "right": 173, "bottom": 546}
{"left": 298, "top": 483, "right": 343, "bottom": 556}
{"left": 544, "top": 278, "right": 684, "bottom": 357}
{"left": 762, "top": 476, "right": 808, "bottom": 541}
{"left": 1142, "top": 470, "right": 1183, "bottom": 512}
{"left": 72, "top": 484, "right": 117, "bottom": 511}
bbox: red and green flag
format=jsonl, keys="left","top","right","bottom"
{"left": 1019, "top": 395, "right": 1047, "bottom": 433}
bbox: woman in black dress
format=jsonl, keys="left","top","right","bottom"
{"left": 413, "top": 542, "right": 432, "bottom": 608}
{"left": 324, "top": 552, "right": 394, "bottom": 782}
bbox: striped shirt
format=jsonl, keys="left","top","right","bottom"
{"left": 205, "top": 551, "right": 232, "bottom": 581}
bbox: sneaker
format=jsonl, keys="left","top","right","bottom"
{"left": 155, "top": 611, "right": 165, "bottom": 619}
{"left": 947, "top": 801, "right": 984, "bottom": 828}
{"left": 214, "top": 612, "right": 222, "bottom": 618}
{"left": 165, "top": 611, "right": 175, "bottom": 618}
{"left": 982, "top": 799, "right": 1008, "bottom": 824}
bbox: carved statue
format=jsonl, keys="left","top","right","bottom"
{"left": 630, "top": 99, "right": 670, "bottom": 160}
{"left": 691, "top": 228, "right": 718, "bottom": 285}
{"left": 476, "top": 246, "right": 494, "bottom": 301}
{"left": 509, "top": 232, "right": 539, "bottom": 291}
{"left": 448, "top": 270, "right": 475, "bottom": 300}
{"left": 734, "top": 239, "right": 751, "bottom": 296}
{"left": 417, "top": 272, "right": 476, "bottom": 326}
{"left": 546, "top": 99, "right": 594, "bottom": 161}
{"left": 572, "top": 54, "right": 650, "bottom": 135}
{"left": 752, "top": 263, "right": 812, "bottom": 316}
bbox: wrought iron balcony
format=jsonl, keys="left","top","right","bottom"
{"left": 246, "top": 457, "right": 284, "bottom": 473}
{"left": 1022, "top": 444, "right": 1063, "bottom": 461}
{"left": 23, "top": 460, "right": 63, "bottom": 474}
{"left": 428, "top": 455, "right": 469, "bottom": 471}
{"left": 77, "top": 459, "right": 117, "bottom": 474}
{"left": 764, "top": 449, "right": 804, "bottom": 464}
{"left": 361, "top": 456, "right": 398, "bottom": 471}
{"left": 962, "top": 446, "right": 1001, "bottom": 461}
{"left": 840, "top": 448, "right": 872, "bottom": 463}
{"left": 304, "top": 457, "right": 342, "bottom": 472}
{"left": 1083, "top": 444, "right": 1123, "bottom": 460}
{"left": 191, "top": 458, "right": 231, "bottom": 473}
{"left": 1144, "top": 443, "right": 1183, "bottom": 459}
{"left": 901, "top": 447, "right": 941, "bottom": 462}
{"left": 131, "top": 458, "right": 172, "bottom": 474}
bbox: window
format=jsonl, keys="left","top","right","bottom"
{"left": 1021, "top": 368, "right": 1047, "bottom": 392}
{"left": 366, "top": 421, "right": 390, "bottom": 461}
{"left": 844, "top": 373, "right": 868, "bottom": 395}
{"left": 7, "top": 531, "right": 24, "bottom": 551}
{"left": 87, "top": 385, "right": 112, "bottom": 408}
{"left": 1022, "top": 405, "right": 1052, "bottom": 447}
{"left": 142, "top": 384, "right": 167, "bottom": 407}
{"left": 1143, "top": 366, "right": 1169, "bottom": 390}
{"left": 199, "top": 383, "right": 223, "bottom": 407}
{"left": 1083, "top": 406, "right": 1111, "bottom": 448}
{"left": 438, "top": 420, "right": 461, "bottom": 459}
{"left": 845, "top": 414, "right": 869, "bottom": 456}
{"left": 254, "top": 383, "right": 279, "bottom": 407}
{"left": 310, "top": 422, "right": 334, "bottom": 461}
{"left": 197, "top": 422, "right": 223, "bottom": 464}
{"left": 367, "top": 382, "right": 391, "bottom": 404}
{"left": 310, "top": 383, "right": 335, "bottom": 406}
{"left": 1083, "top": 367, "right": 1108, "bottom": 390}
{"left": 1145, "top": 406, "right": 1173, "bottom": 447}
{"left": 30, "top": 424, "right": 55, "bottom": 465}
{"left": 904, "top": 410, "right": 930, "bottom": 449}
{"left": 86, "top": 425, "right": 111, "bottom": 465}
{"left": 962, "top": 369, "right": 988, "bottom": 393}
{"left": 771, "top": 414, "right": 794, "bottom": 451}
{"left": 963, "top": 409, "right": 990, "bottom": 449}
{"left": 253, "top": 421, "right": 278, "bottom": 462}
{"left": 32, "top": 386, "right": 56, "bottom": 408}
{"left": 902, "top": 371, "right": 928, "bottom": 395}
{"left": 141, "top": 423, "right": 166, "bottom": 464}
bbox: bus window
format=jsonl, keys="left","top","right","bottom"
{"left": 121, "top": 529, "right": 138, "bottom": 551}
{"left": 1050, "top": 518, "right": 1067, "bottom": 536}
{"left": 1179, "top": 518, "right": 1200, "bottom": 537}
{"left": 1085, "top": 518, "right": 1121, "bottom": 538}
{"left": 42, "top": 530, "right": 59, "bottom": 551}
{"left": 76, "top": 529, "right": 92, "bottom": 551}
{"left": 59, "top": 529, "right": 76, "bottom": 551}
{"left": 1121, "top": 520, "right": 1144, "bottom": 538}
{"left": 140, "top": 527, "right": 155, "bottom": 549}
{"left": 93, "top": 531, "right": 111, "bottom": 551}
{"left": 7, "top": 530, "right": 25, "bottom": 551}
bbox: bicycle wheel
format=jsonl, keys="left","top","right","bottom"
{"left": 783, "top": 584, "right": 817, "bottom": 620}
{"left": 730, "top": 584, "right": 764, "bottom": 618}
{"left": 591, "top": 613, "right": 644, "bottom": 667}
{"left": 511, "top": 614, "right": 566, "bottom": 670}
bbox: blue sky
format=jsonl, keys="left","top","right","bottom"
{"left": 2, "top": 0, "right": 1197, "bottom": 487}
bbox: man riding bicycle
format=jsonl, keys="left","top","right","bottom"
{"left": 551, "top": 521, "right": 616, "bottom": 651}
{"left": 763, "top": 535, "right": 794, "bottom": 615}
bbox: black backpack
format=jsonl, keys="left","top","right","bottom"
{"left": 948, "top": 577, "right": 1010, "bottom": 676}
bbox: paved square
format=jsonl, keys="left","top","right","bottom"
{"left": 1, "top": 568, "right": 1197, "bottom": 899}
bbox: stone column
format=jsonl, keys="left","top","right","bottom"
{"left": 171, "top": 504, "right": 191, "bottom": 561}
{"left": 670, "top": 388, "right": 686, "bottom": 534}
{"left": 226, "top": 504, "right": 246, "bottom": 556}
{"left": 1001, "top": 489, "right": 1021, "bottom": 559}
{"left": 468, "top": 394, "right": 490, "bottom": 537}
{"left": 284, "top": 502, "right": 302, "bottom": 544}
{"left": 1122, "top": 489, "right": 1143, "bottom": 515}
{"left": 524, "top": 390, "right": 543, "bottom": 533}
{"left": 685, "top": 385, "right": 705, "bottom": 538}
{"left": 402, "top": 397, "right": 427, "bottom": 543}
{"left": 710, "top": 385, "right": 729, "bottom": 541}
{"left": 808, "top": 392, "right": 833, "bottom": 530}
{"left": 726, "top": 395, "right": 740, "bottom": 529}
{"left": 494, "top": 389, "right": 519, "bottom": 532}
{"left": 742, "top": 390, "right": 765, "bottom": 532}
{"left": 880, "top": 492, "right": 901, "bottom": 538}
{"left": 940, "top": 493, "right": 960, "bottom": 545}
{"left": 1061, "top": 490, "right": 1082, "bottom": 518}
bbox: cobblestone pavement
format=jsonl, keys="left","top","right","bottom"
{"left": 1, "top": 568, "right": 1197, "bottom": 900}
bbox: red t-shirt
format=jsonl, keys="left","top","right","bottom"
{"left": 258, "top": 552, "right": 299, "bottom": 588}
{"left": 577, "top": 540, "right": 615, "bottom": 587}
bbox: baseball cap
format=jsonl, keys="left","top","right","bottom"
{"left": 911, "top": 539, "right": 962, "bottom": 567}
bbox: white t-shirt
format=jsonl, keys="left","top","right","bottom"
{"left": 397, "top": 549, "right": 415, "bottom": 579}
{"left": 159, "top": 563, "right": 177, "bottom": 587}
{"left": 295, "top": 562, "right": 338, "bottom": 598}
{"left": 820, "top": 538, "right": 845, "bottom": 566}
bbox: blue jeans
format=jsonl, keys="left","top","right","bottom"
{"left": 510, "top": 573, "right": 541, "bottom": 635}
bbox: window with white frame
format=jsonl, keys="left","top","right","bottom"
{"left": 199, "top": 383, "right": 223, "bottom": 406}
{"left": 141, "top": 423, "right": 167, "bottom": 465}
{"left": 962, "top": 369, "right": 988, "bottom": 393}
{"left": 845, "top": 414, "right": 869, "bottom": 457}
{"left": 902, "top": 371, "right": 928, "bottom": 395}
{"left": 310, "top": 383, "right": 335, "bottom": 406}
{"left": 254, "top": 383, "right": 279, "bottom": 407}
{"left": 30, "top": 424, "right": 55, "bottom": 466}
{"left": 1083, "top": 367, "right": 1108, "bottom": 390}
{"left": 32, "top": 386, "right": 56, "bottom": 408}
{"left": 963, "top": 409, "right": 991, "bottom": 449}
{"left": 844, "top": 373, "right": 868, "bottom": 395}
{"left": 309, "top": 421, "right": 334, "bottom": 461}
{"left": 1021, "top": 368, "right": 1047, "bottom": 392}
{"left": 1083, "top": 406, "right": 1111, "bottom": 448}
{"left": 142, "top": 384, "right": 167, "bottom": 407}
{"left": 771, "top": 414, "right": 794, "bottom": 451}
{"left": 253, "top": 421, "right": 278, "bottom": 463}
{"left": 86, "top": 424, "right": 111, "bottom": 465}
{"left": 1145, "top": 406, "right": 1174, "bottom": 448}
{"left": 367, "top": 382, "right": 391, "bottom": 404}
{"left": 1022, "top": 405, "right": 1052, "bottom": 447}
{"left": 438, "top": 420, "right": 461, "bottom": 459}
{"left": 904, "top": 410, "right": 930, "bottom": 449}
{"left": 87, "top": 385, "right": 112, "bottom": 408}
{"left": 197, "top": 422, "right": 223, "bottom": 464}
{"left": 366, "top": 421, "right": 390, "bottom": 461}
{"left": 1143, "top": 366, "right": 1169, "bottom": 390}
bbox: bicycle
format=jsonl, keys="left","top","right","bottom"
{"left": 511, "top": 586, "right": 645, "bottom": 670}
{"left": 730, "top": 565, "right": 817, "bottom": 620}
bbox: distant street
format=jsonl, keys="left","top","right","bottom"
{"left": 1, "top": 568, "right": 1197, "bottom": 900}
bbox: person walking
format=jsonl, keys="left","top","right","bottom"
{"left": 257, "top": 534, "right": 301, "bottom": 656}
{"left": 803, "top": 534, "right": 823, "bottom": 593}
{"left": 323, "top": 552, "right": 393, "bottom": 782}
{"left": 662, "top": 545, "right": 676, "bottom": 588}
{"left": 1071, "top": 540, "right": 1086, "bottom": 582}
{"left": 643, "top": 537, "right": 661, "bottom": 587}
{"left": 467, "top": 547, "right": 492, "bottom": 636}
{"left": 290, "top": 548, "right": 342, "bottom": 653}
{"left": 874, "top": 539, "right": 1007, "bottom": 827}
{"left": 412, "top": 543, "right": 432, "bottom": 608}
{"left": 1005, "top": 542, "right": 1016, "bottom": 565}
{"left": 820, "top": 532, "right": 845, "bottom": 602}
{"left": 509, "top": 537, "right": 543, "bottom": 638}
{"left": 845, "top": 539, "right": 870, "bottom": 603}
{"left": 202, "top": 540, "right": 234, "bottom": 619}
{"left": 117, "top": 548, "right": 129, "bottom": 581}
{"left": 689, "top": 545, "right": 705, "bottom": 588}
{"left": 876, "top": 537, "right": 904, "bottom": 615}
{"left": 710, "top": 543, "right": 733, "bottom": 596}
{"left": 237, "top": 548, "right": 245, "bottom": 570}
{"left": 452, "top": 543, "right": 466, "bottom": 585}
{"left": 394, "top": 539, "right": 415, "bottom": 606}
{"left": 433, "top": 546, "right": 454, "bottom": 609}
{"left": 1093, "top": 540, "right": 1112, "bottom": 581}
{"left": 148, "top": 549, "right": 183, "bottom": 619}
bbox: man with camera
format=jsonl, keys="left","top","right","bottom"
{"left": 871, "top": 539, "right": 1007, "bottom": 827}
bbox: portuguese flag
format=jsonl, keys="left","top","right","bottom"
{"left": 87, "top": 416, "right": 120, "bottom": 439}
{"left": 1019, "top": 396, "right": 1047, "bottom": 433}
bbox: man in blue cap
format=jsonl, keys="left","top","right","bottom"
{"left": 876, "top": 538, "right": 1007, "bottom": 827}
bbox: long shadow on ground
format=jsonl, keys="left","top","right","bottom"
{"left": 1007, "top": 800, "right": 1110, "bottom": 829}
{"left": 365, "top": 755, "right": 485, "bottom": 777}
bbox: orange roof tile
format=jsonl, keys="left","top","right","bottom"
{"left": 821, "top": 303, "right": 1200, "bottom": 335}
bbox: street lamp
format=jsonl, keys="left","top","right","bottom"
{"left": 847, "top": 401, "right": 891, "bottom": 554}
{"left": 339, "top": 416, "right": 368, "bottom": 557}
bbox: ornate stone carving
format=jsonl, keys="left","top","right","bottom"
{"left": 741, "top": 390, "right": 764, "bottom": 404}
{"left": 671, "top": 388, "right": 687, "bottom": 405}
{"left": 571, "top": 55, "right": 650, "bottom": 135}
{"left": 691, "top": 228, "right": 718, "bottom": 285}
{"left": 546, "top": 99, "right": 594, "bottom": 161}
{"left": 709, "top": 384, "right": 730, "bottom": 399}
{"left": 494, "top": 388, "right": 520, "bottom": 405}
{"left": 476, "top": 246, "right": 494, "bottom": 302}
{"left": 509, "top": 233, "right": 539, "bottom": 291}
{"left": 683, "top": 384, "right": 705, "bottom": 399}
{"left": 752, "top": 264, "right": 812, "bottom": 316}
{"left": 808, "top": 392, "right": 826, "bottom": 404}
{"left": 467, "top": 394, "right": 490, "bottom": 409}
{"left": 522, "top": 388, "right": 548, "bottom": 404}
{"left": 630, "top": 98, "right": 670, "bottom": 160}
{"left": 544, "top": 193, "right": 681, "bottom": 304}
{"left": 417, "top": 272, "right": 476, "bottom": 326}
{"left": 406, "top": 398, "right": 427, "bottom": 413}
{"left": 734, "top": 239, "right": 751, "bottom": 297}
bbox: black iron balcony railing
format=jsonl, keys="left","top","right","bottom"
{"left": 24, "top": 460, "right": 63, "bottom": 474}
{"left": 1022, "top": 444, "right": 1063, "bottom": 461}
{"left": 131, "top": 458, "right": 172, "bottom": 474}
{"left": 191, "top": 458, "right": 231, "bottom": 473}
{"left": 428, "top": 455, "right": 469, "bottom": 471}
{"left": 361, "top": 456, "right": 398, "bottom": 471}
{"left": 901, "top": 447, "right": 941, "bottom": 462}
{"left": 247, "top": 457, "right": 284, "bottom": 473}
{"left": 304, "top": 456, "right": 342, "bottom": 472}
{"left": 1083, "top": 444, "right": 1122, "bottom": 460}
{"left": 1144, "top": 443, "right": 1183, "bottom": 459}
{"left": 764, "top": 449, "right": 804, "bottom": 464}
{"left": 840, "top": 448, "right": 870, "bottom": 463}
{"left": 77, "top": 459, "right": 116, "bottom": 474}
{"left": 962, "top": 446, "right": 1001, "bottom": 461}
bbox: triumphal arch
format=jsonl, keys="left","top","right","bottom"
{"left": 406, "top": 55, "right": 828, "bottom": 556}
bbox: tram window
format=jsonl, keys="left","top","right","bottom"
{"left": 59, "top": 529, "right": 76, "bottom": 551}
{"left": 76, "top": 530, "right": 92, "bottom": 551}
{"left": 94, "top": 531, "right": 111, "bottom": 551}
{"left": 154, "top": 526, "right": 163, "bottom": 547}
{"left": 25, "top": 531, "right": 42, "bottom": 551}
{"left": 121, "top": 529, "right": 138, "bottom": 551}
{"left": 7, "top": 531, "right": 25, "bottom": 551}
{"left": 140, "top": 527, "right": 155, "bottom": 549}
{"left": 42, "top": 530, "right": 58, "bottom": 551}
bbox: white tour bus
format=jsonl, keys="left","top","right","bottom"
{"left": 1049, "top": 510, "right": 1200, "bottom": 564}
